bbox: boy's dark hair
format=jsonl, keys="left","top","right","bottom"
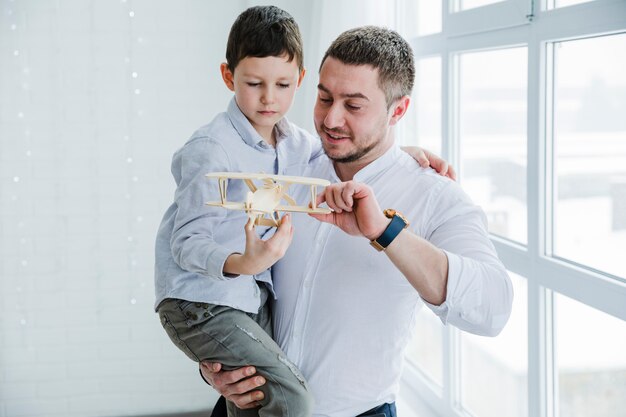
{"left": 320, "top": 26, "right": 415, "bottom": 107}
{"left": 226, "top": 6, "right": 304, "bottom": 72}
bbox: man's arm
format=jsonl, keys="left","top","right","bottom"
{"left": 309, "top": 181, "right": 447, "bottom": 304}
{"left": 310, "top": 180, "right": 513, "bottom": 336}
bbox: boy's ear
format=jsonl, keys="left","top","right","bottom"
{"left": 220, "top": 63, "right": 235, "bottom": 91}
{"left": 297, "top": 68, "right": 306, "bottom": 88}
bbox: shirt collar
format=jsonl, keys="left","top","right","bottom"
{"left": 348, "top": 145, "right": 402, "bottom": 183}
{"left": 226, "top": 97, "right": 292, "bottom": 148}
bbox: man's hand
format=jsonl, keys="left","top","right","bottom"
{"left": 309, "top": 181, "right": 389, "bottom": 240}
{"left": 224, "top": 214, "right": 294, "bottom": 276}
{"left": 200, "top": 362, "right": 266, "bottom": 409}
{"left": 401, "top": 146, "right": 457, "bottom": 181}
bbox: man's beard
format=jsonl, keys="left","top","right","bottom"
{"left": 324, "top": 141, "right": 378, "bottom": 163}
{"left": 321, "top": 131, "right": 379, "bottom": 163}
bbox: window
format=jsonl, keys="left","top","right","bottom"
{"left": 455, "top": 0, "right": 506, "bottom": 11}
{"left": 404, "top": 56, "right": 442, "bottom": 155}
{"left": 399, "top": 1, "right": 626, "bottom": 417}
{"left": 549, "top": 33, "right": 626, "bottom": 279}
{"left": 554, "top": 293, "right": 626, "bottom": 417}
{"left": 458, "top": 47, "right": 528, "bottom": 244}
{"left": 460, "top": 272, "right": 528, "bottom": 417}
{"left": 406, "top": 305, "right": 444, "bottom": 387}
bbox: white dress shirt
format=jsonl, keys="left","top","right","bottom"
{"left": 271, "top": 145, "right": 513, "bottom": 417}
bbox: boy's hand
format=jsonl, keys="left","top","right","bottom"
{"left": 223, "top": 214, "right": 294, "bottom": 276}
{"left": 401, "top": 146, "right": 457, "bottom": 181}
{"left": 200, "top": 362, "right": 266, "bottom": 409}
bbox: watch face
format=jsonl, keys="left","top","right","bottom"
{"left": 384, "top": 208, "right": 397, "bottom": 218}
{"left": 383, "top": 208, "right": 409, "bottom": 226}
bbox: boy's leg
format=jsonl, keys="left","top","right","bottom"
{"left": 158, "top": 299, "right": 313, "bottom": 417}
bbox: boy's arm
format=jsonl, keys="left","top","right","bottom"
{"left": 223, "top": 215, "right": 293, "bottom": 276}
{"left": 168, "top": 139, "right": 238, "bottom": 279}
{"left": 400, "top": 146, "right": 457, "bottom": 180}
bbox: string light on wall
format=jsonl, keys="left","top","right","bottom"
{"left": 123, "top": 0, "right": 144, "bottom": 307}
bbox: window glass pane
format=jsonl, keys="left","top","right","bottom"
{"left": 418, "top": 0, "right": 442, "bottom": 36}
{"left": 552, "top": 33, "right": 626, "bottom": 279}
{"left": 404, "top": 57, "right": 442, "bottom": 156}
{"left": 552, "top": 0, "right": 596, "bottom": 8}
{"left": 460, "top": 272, "right": 528, "bottom": 417}
{"left": 554, "top": 293, "right": 626, "bottom": 417}
{"left": 459, "top": 47, "right": 528, "bottom": 244}
{"left": 405, "top": 304, "right": 444, "bottom": 386}
{"left": 455, "top": 0, "right": 506, "bottom": 11}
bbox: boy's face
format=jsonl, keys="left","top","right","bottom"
{"left": 221, "top": 55, "right": 304, "bottom": 143}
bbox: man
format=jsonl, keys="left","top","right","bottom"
{"left": 202, "top": 26, "right": 513, "bottom": 417}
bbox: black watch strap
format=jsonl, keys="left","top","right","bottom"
{"left": 370, "top": 209, "right": 409, "bottom": 251}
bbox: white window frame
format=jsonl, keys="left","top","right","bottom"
{"left": 396, "top": 1, "right": 626, "bottom": 417}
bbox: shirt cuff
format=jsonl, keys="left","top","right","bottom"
{"left": 207, "top": 245, "right": 239, "bottom": 280}
{"left": 420, "top": 250, "right": 461, "bottom": 325}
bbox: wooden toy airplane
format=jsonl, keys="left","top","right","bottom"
{"left": 205, "top": 172, "right": 332, "bottom": 227}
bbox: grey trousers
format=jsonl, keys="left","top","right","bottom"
{"left": 158, "top": 293, "right": 313, "bottom": 417}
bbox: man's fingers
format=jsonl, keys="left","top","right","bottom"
{"left": 200, "top": 361, "right": 221, "bottom": 373}
{"left": 324, "top": 187, "right": 341, "bottom": 213}
{"left": 225, "top": 375, "right": 266, "bottom": 396}
{"left": 230, "top": 389, "right": 265, "bottom": 409}
{"left": 333, "top": 185, "right": 352, "bottom": 212}
{"left": 213, "top": 366, "right": 257, "bottom": 387}
{"left": 309, "top": 212, "right": 334, "bottom": 224}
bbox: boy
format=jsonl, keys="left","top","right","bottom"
{"left": 155, "top": 6, "right": 448, "bottom": 417}
{"left": 155, "top": 6, "right": 315, "bottom": 416}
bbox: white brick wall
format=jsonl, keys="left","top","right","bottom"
{"left": 0, "top": 1, "right": 317, "bottom": 415}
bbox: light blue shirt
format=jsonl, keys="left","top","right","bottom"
{"left": 272, "top": 145, "right": 513, "bottom": 416}
{"left": 154, "top": 98, "right": 320, "bottom": 313}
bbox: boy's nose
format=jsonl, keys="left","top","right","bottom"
{"left": 261, "top": 87, "right": 275, "bottom": 104}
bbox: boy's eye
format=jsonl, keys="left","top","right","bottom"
{"left": 247, "top": 82, "right": 261, "bottom": 87}
{"left": 278, "top": 83, "right": 290, "bottom": 89}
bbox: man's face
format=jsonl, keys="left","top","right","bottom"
{"left": 314, "top": 57, "right": 394, "bottom": 165}
{"left": 222, "top": 55, "right": 304, "bottom": 142}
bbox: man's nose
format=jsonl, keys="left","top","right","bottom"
{"left": 324, "top": 103, "right": 345, "bottom": 128}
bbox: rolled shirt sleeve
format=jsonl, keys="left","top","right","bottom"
{"left": 421, "top": 181, "right": 514, "bottom": 337}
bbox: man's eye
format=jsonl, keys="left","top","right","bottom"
{"left": 347, "top": 104, "right": 361, "bottom": 110}
{"left": 319, "top": 97, "right": 332, "bottom": 103}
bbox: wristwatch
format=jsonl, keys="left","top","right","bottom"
{"left": 370, "top": 209, "right": 409, "bottom": 251}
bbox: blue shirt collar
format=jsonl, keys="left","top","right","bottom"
{"left": 226, "top": 97, "right": 292, "bottom": 148}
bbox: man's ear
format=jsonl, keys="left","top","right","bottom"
{"left": 389, "top": 96, "right": 410, "bottom": 126}
{"left": 220, "top": 63, "right": 235, "bottom": 91}
{"left": 297, "top": 68, "right": 306, "bottom": 88}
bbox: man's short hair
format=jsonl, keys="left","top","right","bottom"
{"left": 320, "top": 26, "right": 415, "bottom": 107}
{"left": 226, "top": 6, "right": 304, "bottom": 72}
